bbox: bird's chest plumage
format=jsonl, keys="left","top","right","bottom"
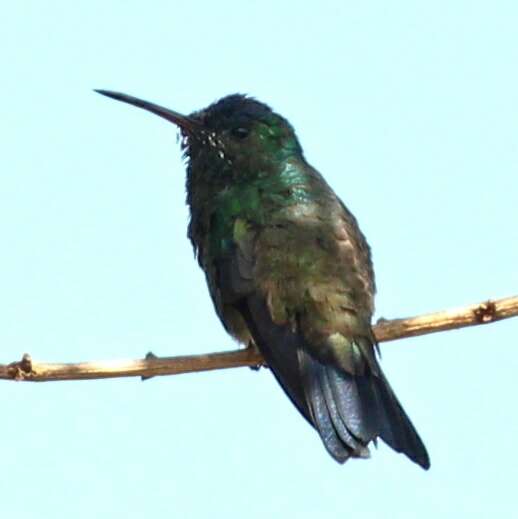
{"left": 187, "top": 155, "right": 301, "bottom": 259}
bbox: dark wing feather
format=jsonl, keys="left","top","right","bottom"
{"left": 239, "top": 294, "right": 312, "bottom": 423}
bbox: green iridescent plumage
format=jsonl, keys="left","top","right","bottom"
{"left": 96, "top": 89, "right": 430, "bottom": 469}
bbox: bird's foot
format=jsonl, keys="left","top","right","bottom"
{"left": 246, "top": 342, "right": 264, "bottom": 371}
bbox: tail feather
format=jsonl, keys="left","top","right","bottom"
{"left": 306, "top": 353, "right": 430, "bottom": 469}
{"left": 240, "top": 295, "right": 430, "bottom": 469}
{"left": 330, "top": 369, "right": 380, "bottom": 443}
{"left": 301, "top": 356, "right": 352, "bottom": 463}
{"left": 321, "top": 369, "right": 370, "bottom": 457}
{"left": 373, "top": 373, "right": 430, "bottom": 469}
{"left": 300, "top": 350, "right": 370, "bottom": 460}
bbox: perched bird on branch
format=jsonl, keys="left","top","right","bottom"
{"left": 96, "top": 90, "right": 430, "bottom": 469}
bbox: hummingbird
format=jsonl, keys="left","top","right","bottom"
{"left": 96, "top": 89, "right": 430, "bottom": 469}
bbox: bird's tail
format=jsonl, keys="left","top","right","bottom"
{"left": 298, "top": 347, "right": 430, "bottom": 469}
{"left": 241, "top": 295, "right": 430, "bottom": 469}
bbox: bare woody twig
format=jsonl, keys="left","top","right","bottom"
{"left": 1, "top": 295, "right": 517, "bottom": 383}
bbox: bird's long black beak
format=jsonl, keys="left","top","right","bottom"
{"left": 95, "top": 89, "right": 200, "bottom": 134}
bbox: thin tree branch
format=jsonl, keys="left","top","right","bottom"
{"left": 1, "top": 295, "right": 517, "bottom": 382}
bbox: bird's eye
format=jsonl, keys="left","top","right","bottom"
{"left": 231, "top": 127, "right": 249, "bottom": 139}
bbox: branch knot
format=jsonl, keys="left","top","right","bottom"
{"left": 473, "top": 301, "right": 497, "bottom": 324}
{"left": 7, "top": 354, "right": 34, "bottom": 380}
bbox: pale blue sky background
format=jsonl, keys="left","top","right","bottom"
{"left": 1, "top": 2, "right": 517, "bottom": 518}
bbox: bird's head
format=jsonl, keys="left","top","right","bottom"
{"left": 95, "top": 90, "right": 303, "bottom": 175}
